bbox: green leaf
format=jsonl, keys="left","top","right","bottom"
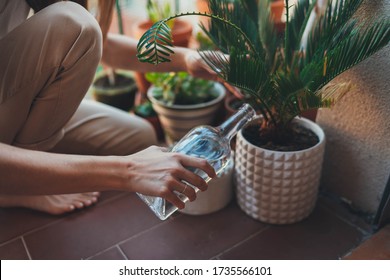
{"left": 136, "top": 21, "right": 174, "bottom": 64}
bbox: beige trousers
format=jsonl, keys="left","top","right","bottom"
{"left": 0, "top": 2, "right": 157, "bottom": 155}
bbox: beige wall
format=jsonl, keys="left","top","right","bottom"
{"left": 316, "top": 0, "right": 390, "bottom": 213}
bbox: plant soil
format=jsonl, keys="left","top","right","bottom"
{"left": 242, "top": 121, "right": 319, "bottom": 152}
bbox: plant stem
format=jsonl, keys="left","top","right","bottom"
{"left": 107, "top": 68, "right": 116, "bottom": 86}
{"left": 115, "top": 0, "right": 124, "bottom": 35}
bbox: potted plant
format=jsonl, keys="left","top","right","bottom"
{"left": 146, "top": 71, "right": 226, "bottom": 144}
{"left": 92, "top": 1, "right": 137, "bottom": 112}
{"left": 92, "top": 69, "right": 138, "bottom": 111}
{"left": 136, "top": 0, "right": 389, "bottom": 224}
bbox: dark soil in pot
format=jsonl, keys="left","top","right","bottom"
{"left": 242, "top": 121, "right": 319, "bottom": 152}
{"left": 93, "top": 73, "right": 137, "bottom": 112}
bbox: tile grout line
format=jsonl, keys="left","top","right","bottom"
{"left": 0, "top": 219, "right": 62, "bottom": 248}
{"left": 21, "top": 236, "right": 32, "bottom": 260}
{"left": 114, "top": 214, "right": 183, "bottom": 247}
{"left": 86, "top": 217, "right": 177, "bottom": 260}
{"left": 318, "top": 194, "right": 374, "bottom": 233}
{"left": 0, "top": 193, "right": 129, "bottom": 247}
{"left": 318, "top": 204, "right": 372, "bottom": 236}
{"left": 317, "top": 204, "right": 373, "bottom": 257}
{"left": 210, "top": 226, "right": 271, "bottom": 259}
{"left": 116, "top": 245, "right": 128, "bottom": 260}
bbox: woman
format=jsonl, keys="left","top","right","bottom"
{"left": 0, "top": 0, "right": 217, "bottom": 215}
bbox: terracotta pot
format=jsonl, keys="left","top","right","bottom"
{"left": 147, "top": 83, "right": 226, "bottom": 144}
{"left": 300, "top": 109, "right": 318, "bottom": 122}
{"left": 196, "top": 0, "right": 209, "bottom": 13}
{"left": 196, "top": 0, "right": 210, "bottom": 27}
{"left": 235, "top": 117, "right": 325, "bottom": 224}
{"left": 271, "top": 0, "right": 286, "bottom": 34}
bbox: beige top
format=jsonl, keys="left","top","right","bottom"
{"left": 0, "top": 0, "right": 30, "bottom": 40}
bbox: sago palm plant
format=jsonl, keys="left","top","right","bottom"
{"left": 137, "top": 0, "right": 389, "bottom": 148}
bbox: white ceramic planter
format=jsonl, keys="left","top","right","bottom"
{"left": 179, "top": 154, "right": 234, "bottom": 216}
{"left": 147, "top": 83, "right": 226, "bottom": 144}
{"left": 235, "top": 117, "right": 325, "bottom": 224}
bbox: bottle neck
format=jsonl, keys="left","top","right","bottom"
{"left": 218, "top": 103, "right": 256, "bottom": 141}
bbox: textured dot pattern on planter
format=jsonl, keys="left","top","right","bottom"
{"left": 234, "top": 118, "right": 326, "bottom": 224}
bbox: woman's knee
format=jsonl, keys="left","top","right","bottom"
{"left": 42, "top": 2, "right": 102, "bottom": 64}
{"left": 132, "top": 120, "right": 159, "bottom": 149}
{"left": 111, "top": 118, "right": 158, "bottom": 155}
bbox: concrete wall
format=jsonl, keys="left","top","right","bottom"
{"left": 316, "top": 0, "right": 390, "bottom": 213}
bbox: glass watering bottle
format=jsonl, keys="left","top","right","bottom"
{"left": 137, "top": 103, "right": 256, "bottom": 220}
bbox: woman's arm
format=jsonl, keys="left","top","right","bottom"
{"left": 0, "top": 143, "right": 216, "bottom": 209}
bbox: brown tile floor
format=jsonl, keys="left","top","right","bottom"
{"left": 0, "top": 191, "right": 377, "bottom": 260}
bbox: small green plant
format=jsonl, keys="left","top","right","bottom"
{"left": 134, "top": 100, "right": 157, "bottom": 117}
{"left": 147, "top": 0, "right": 174, "bottom": 28}
{"left": 146, "top": 72, "right": 218, "bottom": 106}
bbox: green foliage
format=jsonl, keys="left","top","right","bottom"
{"left": 195, "top": 31, "right": 215, "bottom": 50}
{"left": 146, "top": 0, "right": 174, "bottom": 28}
{"left": 137, "top": 0, "right": 390, "bottom": 134}
{"left": 134, "top": 100, "right": 157, "bottom": 117}
{"left": 145, "top": 72, "right": 218, "bottom": 106}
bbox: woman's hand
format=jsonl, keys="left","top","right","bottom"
{"left": 184, "top": 49, "right": 220, "bottom": 81}
{"left": 125, "top": 146, "right": 216, "bottom": 209}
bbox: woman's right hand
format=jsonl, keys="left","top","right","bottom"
{"left": 124, "top": 146, "right": 216, "bottom": 209}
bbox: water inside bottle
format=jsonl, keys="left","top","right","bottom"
{"left": 138, "top": 130, "right": 231, "bottom": 220}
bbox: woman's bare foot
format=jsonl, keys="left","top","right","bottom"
{"left": 0, "top": 192, "right": 100, "bottom": 215}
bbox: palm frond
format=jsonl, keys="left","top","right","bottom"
{"left": 137, "top": 11, "right": 261, "bottom": 65}
{"left": 199, "top": 48, "right": 268, "bottom": 97}
{"left": 318, "top": 82, "right": 351, "bottom": 103}
{"left": 258, "top": 0, "right": 279, "bottom": 69}
{"left": 319, "top": 18, "right": 390, "bottom": 89}
{"left": 227, "top": 48, "right": 269, "bottom": 95}
{"left": 202, "top": 0, "right": 263, "bottom": 58}
{"left": 305, "top": 0, "right": 363, "bottom": 63}
{"left": 285, "top": 0, "right": 317, "bottom": 68}
{"left": 200, "top": 48, "right": 276, "bottom": 125}
{"left": 276, "top": 74, "right": 350, "bottom": 123}
{"left": 289, "top": 0, "right": 316, "bottom": 48}
{"left": 198, "top": 50, "right": 230, "bottom": 81}
{"left": 136, "top": 21, "right": 174, "bottom": 64}
{"left": 240, "top": 0, "right": 259, "bottom": 24}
